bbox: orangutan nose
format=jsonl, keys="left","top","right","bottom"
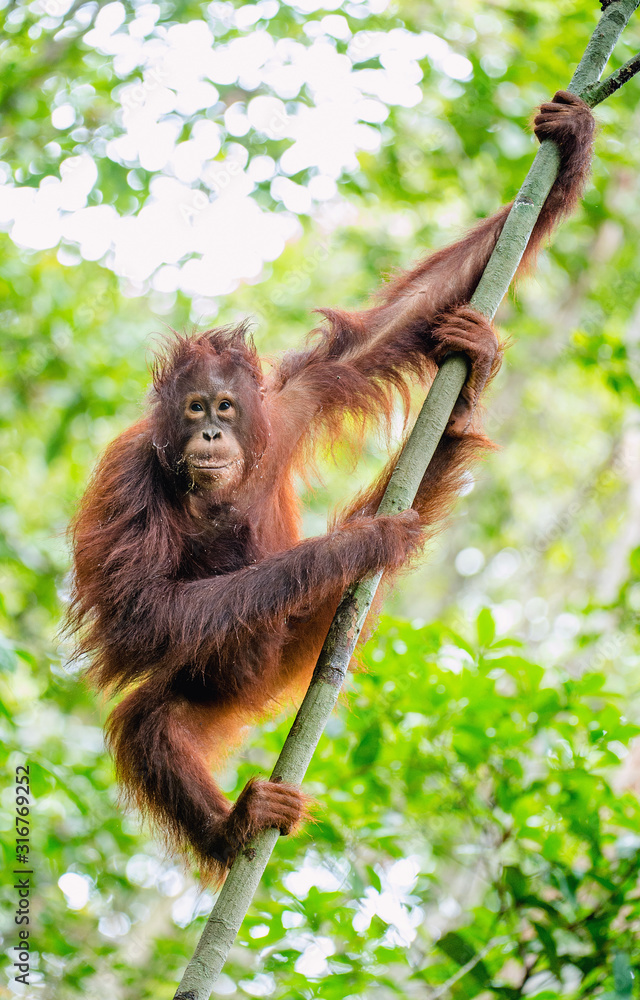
{"left": 202, "top": 430, "right": 222, "bottom": 442}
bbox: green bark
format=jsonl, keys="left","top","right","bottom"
{"left": 174, "top": 4, "right": 640, "bottom": 996}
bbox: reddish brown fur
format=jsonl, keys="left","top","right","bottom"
{"left": 68, "top": 93, "right": 594, "bottom": 883}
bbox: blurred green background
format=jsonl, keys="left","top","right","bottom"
{"left": 2, "top": 1, "right": 640, "bottom": 997}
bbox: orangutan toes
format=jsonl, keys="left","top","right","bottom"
{"left": 247, "top": 778, "right": 305, "bottom": 834}
{"left": 233, "top": 778, "right": 305, "bottom": 838}
{"left": 431, "top": 305, "right": 501, "bottom": 435}
{"left": 208, "top": 779, "right": 305, "bottom": 868}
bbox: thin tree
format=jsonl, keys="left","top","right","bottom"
{"left": 175, "top": 4, "right": 640, "bottom": 996}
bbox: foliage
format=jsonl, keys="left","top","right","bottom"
{"left": 4, "top": 614, "right": 640, "bottom": 997}
{"left": 1, "top": 0, "right": 640, "bottom": 998}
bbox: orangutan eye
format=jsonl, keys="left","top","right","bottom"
{"left": 218, "top": 400, "right": 232, "bottom": 412}
{"left": 189, "top": 401, "right": 204, "bottom": 413}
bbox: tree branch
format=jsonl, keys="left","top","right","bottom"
{"left": 174, "top": 3, "right": 640, "bottom": 997}
{"left": 583, "top": 51, "right": 640, "bottom": 106}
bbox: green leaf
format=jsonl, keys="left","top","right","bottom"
{"left": 477, "top": 608, "right": 496, "bottom": 647}
{"left": 503, "top": 865, "right": 527, "bottom": 898}
{"left": 533, "top": 922, "right": 560, "bottom": 976}
{"left": 612, "top": 952, "right": 633, "bottom": 998}
{"left": 436, "top": 932, "right": 490, "bottom": 984}
{"left": 352, "top": 722, "right": 382, "bottom": 767}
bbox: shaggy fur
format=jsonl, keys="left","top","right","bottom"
{"left": 68, "top": 92, "right": 594, "bottom": 883}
